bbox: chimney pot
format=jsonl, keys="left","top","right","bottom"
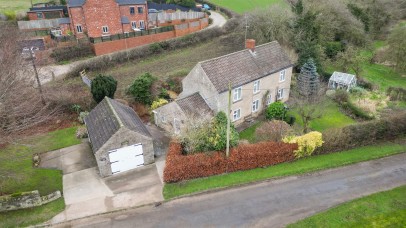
{"left": 246, "top": 39, "right": 256, "bottom": 52}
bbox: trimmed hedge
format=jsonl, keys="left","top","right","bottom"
{"left": 316, "top": 111, "right": 406, "bottom": 154}
{"left": 163, "top": 141, "right": 298, "bottom": 183}
{"left": 50, "top": 44, "right": 94, "bottom": 62}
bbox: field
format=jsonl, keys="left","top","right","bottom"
{"left": 289, "top": 185, "right": 406, "bottom": 227}
{"left": 0, "top": 0, "right": 43, "bottom": 14}
{"left": 209, "top": 0, "right": 288, "bottom": 14}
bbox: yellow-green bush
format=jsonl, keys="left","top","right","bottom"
{"left": 283, "top": 131, "right": 323, "bottom": 158}
{"left": 151, "top": 98, "right": 168, "bottom": 110}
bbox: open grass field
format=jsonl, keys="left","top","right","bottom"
{"left": 209, "top": 0, "right": 288, "bottom": 14}
{"left": 0, "top": 126, "right": 81, "bottom": 227}
{"left": 0, "top": 0, "right": 43, "bottom": 13}
{"left": 289, "top": 185, "right": 406, "bottom": 227}
{"left": 163, "top": 142, "right": 406, "bottom": 199}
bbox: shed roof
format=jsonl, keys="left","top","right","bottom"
{"left": 29, "top": 5, "right": 67, "bottom": 12}
{"left": 147, "top": 2, "right": 201, "bottom": 12}
{"left": 176, "top": 92, "right": 212, "bottom": 117}
{"left": 85, "top": 97, "right": 151, "bottom": 153}
{"left": 329, "top": 72, "right": 356, "bottom": 85}
{"left": 58, "top": 17, "right": 71, "bottom": 24}
{"left": 67, "top": 0, "right": 85, "bottom": 7}
{"left": 200, "top": 41, "right": 292, "bottom": 93}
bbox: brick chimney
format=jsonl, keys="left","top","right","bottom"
{"left": 246, "top": 39, "right": 256, "bottom": 52}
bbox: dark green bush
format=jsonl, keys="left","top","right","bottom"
{"left": 90, "top": 74, "right": 117, "bottom": 103}
{"left": 325, "top": 41, "right": 344, "bottom": 59}
{"left": 127, "top": 72, "right": 156, "bottom": 105}
{"left": 265, "top": 102, "right": 287, "bottom": 120}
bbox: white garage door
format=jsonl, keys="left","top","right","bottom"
{"left": 108, "top": 144, "right": 144, "bottom": 175}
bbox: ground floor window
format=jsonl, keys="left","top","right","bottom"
{"left": 267, "top": 94, "right": 273, "bottom": 105}
{"left": 233, "top": 109, "right": 241, "bottom": 121}
{"left": 252, "top": 100, "right": 259, "bottom": 112}
{"left": 277, "top": 89, "right": 284, "bottom": 100}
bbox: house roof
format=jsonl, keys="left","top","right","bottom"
{"left": 121, "top": 16, "right": 130, "bottom": 24}
{"left": 68, "top": 0, "right": 146, "bottom": 7}
{"left": 176, "top": 92, "right": 212, "bottom": 117}
{"left": 329, "top": 71, "right": 356, "bottom": 85}
{"left": 199, "top": 41, "right": 292, "bottom": 93}
{"left": 29, "top": 5, "right": 67, "bottom": 12}
{"left": 85, "top": 97, "right": 151, "bottom": 153}
{"left": 58, "top": 17, "right": 71, "bottom": 24}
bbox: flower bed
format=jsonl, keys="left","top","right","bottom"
{"left": 164, "top": 141, "right": 297, "bottom": 183}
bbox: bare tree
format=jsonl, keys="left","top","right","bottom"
{"left": 0, "top": 22, "right": 59, "bottom": 144}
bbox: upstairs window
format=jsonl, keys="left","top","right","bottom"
{"left": 102, "top": 26, "right": 109, "bottom": 33}
{"left": 76, "top": 25, "right": 83, "bottom": 33}
{"left": 233, "top": 87, "right": 242, "bottom": 102}
{"left": 138, "top": 6, "right": 144, "bottom": 14}
{"left": 253, "top": 80, "right": 260, "bottom": 94}
{"left": 130, "top": 7, "right": 135, "bottom": 15}
{"left": 280, "top": 70, "right": 286, "bottom": 82}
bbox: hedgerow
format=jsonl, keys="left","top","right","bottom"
{"left": 163, "top": 141, "right": 297, "bottom": 183}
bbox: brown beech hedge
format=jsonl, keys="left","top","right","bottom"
{"left": 163, "top": 141, "right": 298, "bottom": 183}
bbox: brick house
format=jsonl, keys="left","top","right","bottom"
{"left": 27, "top": 5, "right": 67, "bottom": 20}
{"left": 154, "top": 40, "right": 293, "bottom": 133}
{"left": 67, "top": 0, "right": 148, "bottom": 38}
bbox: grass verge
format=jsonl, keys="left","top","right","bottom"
{"left": 163, "top": 142, "right": 406, "bottom": 200}
{"left": 0, "top": 127, "right": 80, "bottom": 227}
{"left": 209, "top": 0, "right": 288, "bottom": 14}
{"left": 288, "top": 185, "right": 406, "bottom": 227}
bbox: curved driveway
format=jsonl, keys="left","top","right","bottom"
{"left": 56, "top": 152, "right": 406, "bottom": 228}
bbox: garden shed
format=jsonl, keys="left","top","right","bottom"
{"left": 84, "top": 97, "right": 155, "bottom": 177}
{"left": 328, "top": 71, "right": 357, "bottom": 91}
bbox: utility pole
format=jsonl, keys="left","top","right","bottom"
{"left": 244, "top": 13, "right": 249, "bottom": 48}
{"left": 226, "top": 82, "right": 231, "bottom": 157}
{"left": 30, "top": 50, "right": 46, "bottom": 106}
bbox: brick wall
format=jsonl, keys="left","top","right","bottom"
{"left": 28, "top": 12, "right": 39, "bottom": 20}
{"left": 119, "top": 5, "right": 148, "bottom": 31}
{"left": 92, "top": 18, "right": 209, "bottom": 56}
{"left": 82, "top": 0, "right": 123, "bottom": 38}
{"left": 69, "top": 7, "right": 87, "bottom": 38}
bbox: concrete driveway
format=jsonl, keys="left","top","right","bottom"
{"left": 40, "top": 142, "right": 164, "bottom": 224}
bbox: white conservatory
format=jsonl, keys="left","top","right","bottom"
{"left": 328, "top": 71, "right": 357, "bottom": 91}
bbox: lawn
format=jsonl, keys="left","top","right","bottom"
{"left": 0, "top": 126, "right": 81, "bottom": 227}
{"left": 163, "top": 142, "right": 406, "bottom": 200}
{"left": 288, "top": 185, "right": 406, "bottom": 227}
{"left": 209, "top": 0, "right": 288, "bottom": 14}
{"left": 289, "top": 99, "right": 356, "bottom": 132}
{"left": 0, "top": 0, "right": 43, "bottom": 14}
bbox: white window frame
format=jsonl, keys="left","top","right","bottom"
{"left": 102, "top": 26, "right": 109, "bottom": 34}
{"left": 233, "top": 87, "right": 242, "bottom": 102}
{"left": 130, "top": 6, "right": 135, "bottom": 15}
{"left": 76, "top": 25, "right": 83, "bottom": 33}
{"left": 139, "top": 20, "right": 145, "bottom": 29}
{"left": 233, "top": 109, "right": 241, "bottom": 121}
{"left": 266, "top": 94, "right": 273, "bottom": 105}
{"left": 131, "top": 21, "right": 137, "bottom": 29}
{"left": 253, "top": 80, "right": 260, "bottom": 94}
{"left": 37, "top": 12, "right": 43, "bottom": 19}
{"left": 277, "top": 89, "right": 284, "bottom": 100}
{"left": 279, "top": 70, "right": 286, "bottom": 82}
{"left": 252, "top": 100, "right": 260, "bottom": 112}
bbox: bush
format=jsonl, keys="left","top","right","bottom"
{"left": 283, "top": 131, "right": 323, "bottom": 158}
{"left": 50, "top": 44, "right": 94, "bottom": 62}
{"left": 163, "top": 141, "right": 298, "bottom": 182}
{"left": 341, "top": 101, "right": 374, "bottom": 120}
{"left": 150, "top": 98, "right": 168, "bottom": 110}
{"left": 127, "top": 72, "right": 156, "bottom": 105}
{"left": 358, "top": 76, "right": 377, "bottom": 90}
{"left": 316, "top": 111, "right": 406, "bottom": 154}
{"left": 325, "top": 41, "right": 344, "bottom": 59}
{"left": 90, "top": 74, "right": 117, "bottom": 103}
{"left": 265, "top": 101, "right": 287, "bottom": 120}
{"left": 78, "top": 111, "right": 89, "bottom": 124}
{"left": 255, "top": 120, "right": 293, "bottom": 142}
{"left": 387, "top": 87, "right": 406, "bottom": 101}
{"left": 332, "top": 89, "right": 349, "bottom": 103}
{"left": 76, "top": 126, "right": 88, "bottom": 139}
{"left": 178, "top": 111, "right": 239, "bottom": 153}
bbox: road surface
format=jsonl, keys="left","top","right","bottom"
{"left": 54, "top": 152, "right": 406, "bottom": 228}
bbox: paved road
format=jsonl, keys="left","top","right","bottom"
{"left": 207, "top": 10, "right": 227, "bottom": 29}
{"left": 55, "top": 153, "right": 406, "bottom": 228}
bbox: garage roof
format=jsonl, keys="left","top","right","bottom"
{"left": 85, "top": 97, "right": 152, "bottom": 153}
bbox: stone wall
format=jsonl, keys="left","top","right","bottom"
{"left": 0, "top": 190, "right": 61, "bottom": 212}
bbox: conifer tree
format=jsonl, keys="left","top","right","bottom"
{"left": 297, "top": 58, "right": 320, "bottom": 98}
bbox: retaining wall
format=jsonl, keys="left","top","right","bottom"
{"left": 0, "top": 190, "right": 61, "bottom": 212}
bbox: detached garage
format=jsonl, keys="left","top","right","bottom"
{"left": 85, "top": 97, "right": 155, "bottom": 177}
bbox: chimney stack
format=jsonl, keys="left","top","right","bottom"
{"left": 246, "top": 39, "right": 256, "bottom": 52}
